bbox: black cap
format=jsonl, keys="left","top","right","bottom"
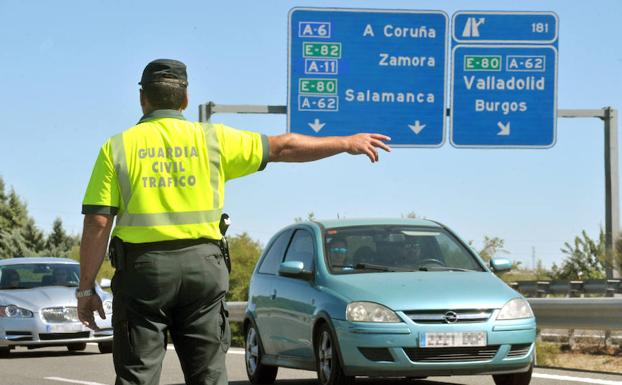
{"left": 139, "top": 59, "right": 188, "bottom": 87}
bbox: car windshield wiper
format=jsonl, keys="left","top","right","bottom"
{"left": 423, "top": 266, "right": 475, "bottom": 272}
{"left": 354, "top": 263, "right": 414, "bottom": 272}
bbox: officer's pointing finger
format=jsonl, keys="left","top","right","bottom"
{"left": 370, "top": 133, "right": 391, "bottom": 142}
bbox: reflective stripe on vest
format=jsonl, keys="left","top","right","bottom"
{"left": 110, "top": 124, "right": 222, "bottom": 227}
{"left": 202, "top": 123, "right": 222, "bottom": 209}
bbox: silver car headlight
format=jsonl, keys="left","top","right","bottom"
{"left": 41, "top": 307, "right": 79, "bottom": 322}
{"left": 0, "top": 304, "right": 34, "bottom": 318}
{"left": 496, "top": 298, "right": 534, "bottom": 320}
{"left": 103, "top": 300, "right": 113, "bottom": 315}
{"left": 346, "top": 301, "right": 400, "bottom": 323}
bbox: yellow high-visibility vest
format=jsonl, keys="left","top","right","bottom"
{"left": 82, "top": 109, "right": 268, "bottom": 243}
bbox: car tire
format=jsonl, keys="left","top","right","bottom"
{"left": 66, "top": 343, "right": 87, "bottom": 352}
{"left": 0, "top": 346, "right": 10, "bottom": 357}
{"left": 98, "top": 341, "right": 113, "bottom": 354}
{"left": 492, "top": 364, "right": 533, "bottom": 385}
{"left": 315, "top": 323, "right": 354, "bottom": 385}
{"left": 245, "top": 323, "right": 278, "bottom": 384}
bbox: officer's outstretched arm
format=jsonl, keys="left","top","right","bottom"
{"left": 268, "top": 132, "right": 391, "bottom": 163}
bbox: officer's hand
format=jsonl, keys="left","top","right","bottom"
{"left": 78, "top": 295, "right": 105, "bottom": 331}
{"left": 346, "top": 133, "right": 391, "bottom": 163}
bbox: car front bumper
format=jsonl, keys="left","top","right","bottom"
{"left": 332, "top": 316, "right": 535, "bottom": 377}
{"left": 0, "top": 313, "right": 113, "bottom": 348}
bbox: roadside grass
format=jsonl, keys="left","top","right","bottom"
{"left": 537, "top": 342, "right": 622, "bottom": 373}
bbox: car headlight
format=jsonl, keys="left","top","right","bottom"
{"left": 103, "top": 300, "right": 113, "bottom": 315}
{"left": 346, "top": 302, "right": 401, "bottom": 322}
{"left": 496, "top": 298, "right": 534, "bottom": 320}
{"left": 0, "top": 304, "right": 34, "bottom": 318}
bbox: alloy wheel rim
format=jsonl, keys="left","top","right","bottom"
{"left": 246, "top": 327, "right": 259, "bottom": 375}
{"left": 319, "top": 331, "right": 333, "bottom": 382}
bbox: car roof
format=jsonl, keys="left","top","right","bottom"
{"left": 0, "top": 257, "right": 78, "bottom": 266}
{"left": 310, "top": 218, "right": 444, "bottom": 229}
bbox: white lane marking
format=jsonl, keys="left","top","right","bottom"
{"left": 44, "top": 377, "right": 108, "bottom": 385}
{"left": 534, "top": 372, "right": 622, "bottom": 385}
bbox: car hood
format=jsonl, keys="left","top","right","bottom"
{"left": 0, "top": 287, "right": 80, "bottom": 310}
{"left": 324, "top": 271, "right": 519, "bottom": 311}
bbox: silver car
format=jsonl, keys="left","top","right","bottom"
{"left": 0, "top": 257, "right": 113, "bottom": 355}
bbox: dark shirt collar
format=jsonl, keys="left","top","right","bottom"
{"left": 138, "top": 109, "right": 186, "bottom": 124}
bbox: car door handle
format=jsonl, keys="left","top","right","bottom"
{"left": 271, "top": 289, "right": 277, "bottom": 300}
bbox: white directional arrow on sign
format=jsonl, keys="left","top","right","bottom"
{"left": 497, "top": 121, "right": 510, "bottom": 136}
{"left": 308, "top": 118, "right": 325, "bottom": 133}
{"left": 408, "top": 120, "right": 426, "bottom": 135}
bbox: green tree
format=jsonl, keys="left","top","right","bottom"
{"left": 0, "top": 228, "right": 30, "bottom": 257}
{"left": 552, "top": 230, "right": 606, "bottom": 280}
{"left": 7, "top": 189, "right": 28, "bottom": 228}
{"left": 478, "top": 236, "right": 508, "bottom": 262}
{"left": 46, "top": 218, "right": 79, "bottom": 258}
{"left": 294, "top": 212, "right": 316, "bottom": 223}
{"left": 22, "top": 218, "right": 46, "bottom": 254}
{"left": 227, "top": 232, "right": 263, "bottom": 302}
{"left": 226, "top": 232, "right": 264, "bottom": 347}
{"left": 0, "top": 177, "right": 10, "bottom": 229}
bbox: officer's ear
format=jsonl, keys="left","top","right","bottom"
{"left": 180, "top": 89, "right": 189, "bottom": 111}
{"left": 139, "top": 88, "right": 147, "bottom": 108}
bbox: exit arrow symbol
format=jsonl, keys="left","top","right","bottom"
{"left": 308, "top": 118, "right": 325, "bottom": 133}
{"left": 408, "top": 120, "right": 426, "bottom": 135}
{"left": 497, "top": 121, "right": 510, "bottom": 136}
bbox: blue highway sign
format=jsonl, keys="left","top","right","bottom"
{"left": 288, "top": 8, "right": 448, "bottom": 147}
{"left": 450, "top": 12, "right": 558, "bottom": 148}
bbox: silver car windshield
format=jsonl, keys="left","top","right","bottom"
{"left": 0, "top": 263, "right": 80, "bottom": 289}
{"left": 325, "top": 226, "right": 485, "bottom": 274}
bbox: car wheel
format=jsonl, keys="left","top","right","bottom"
{"left": 66, "top": 343, "right": 87, "bottom": 352}
{"left": 98, "top": 341, "right": 113, "bottom": 354}
{"left": 0, "top": 346, "right": 10, "bottom": 357}
{"left": 245, "top": 323, "right": 278, "bottom": 384}
{"left": 492, "top": 364, "right": 533, "bottom": 385}
{"left": 315, "top": 323, "right": 353, "bottom": 385}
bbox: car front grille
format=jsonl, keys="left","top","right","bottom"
{"left": 507, "top": 343, "right": 532, "bottom": 358}
{"left": 39, "top": 332, "right": 90, "bottom": 341}
{"left": 41, "top": 307, "right": 79, "bottom": 323}
{"left": 404, "top": 346, "right": 499, "bottom": 362}
{"left": 404, "top": 309, "right": 493, "bottom": 324}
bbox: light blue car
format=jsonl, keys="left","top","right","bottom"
{"left": 244, "top": 219, "right": 535, "bottom": 385}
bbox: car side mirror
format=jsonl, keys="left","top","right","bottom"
{"left": 490, "top": 258, "right": 512, "bottom": 272}
{"left": 279, "top": 261, "right": 312, "bottom": 280}
{"left": 100, "top": 278, "right": 111, "bottom": 289}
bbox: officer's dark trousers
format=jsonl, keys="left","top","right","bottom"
{"left": 111, "top": 243, "right": 230, "bottom": 385}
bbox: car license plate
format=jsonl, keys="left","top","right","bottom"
{"left": 47, "top": 323, "right": 83, "bottom": 333}
{"left": 420, "top": 332, "right": 487, "bottom": 348}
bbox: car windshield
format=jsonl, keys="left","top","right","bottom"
{"left": 0, "top": 263, "right": 80, "bottom": 289}
{"left": 325, "top": 226, "right": 484, "bottom": 274}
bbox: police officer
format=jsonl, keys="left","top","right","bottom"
{"left": 76, "top": 59, "right": 390, "bottom": 385}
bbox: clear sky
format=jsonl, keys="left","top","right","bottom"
{"left": 0, "top": 0, "right": 620, "bottom": 268}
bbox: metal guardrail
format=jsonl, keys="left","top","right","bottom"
{"left": 226, "top": 298, "right": 622, "bottom": 331}
{"left": 510, "top": 279, "right": 621, "bottom": 297}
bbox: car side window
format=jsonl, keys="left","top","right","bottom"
{"left": 283, "top": 229, "right": 315, "bottom": 272}
{"left": 258, "top": 230, "right": 293, "bottom": 275}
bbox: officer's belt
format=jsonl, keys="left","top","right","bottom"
{"left": 122, "top": 238, "right": 220, "bottom": 259}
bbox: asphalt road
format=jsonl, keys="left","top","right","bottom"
{"left": 1, "top": 344, "right": 622, "bottom": 385}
